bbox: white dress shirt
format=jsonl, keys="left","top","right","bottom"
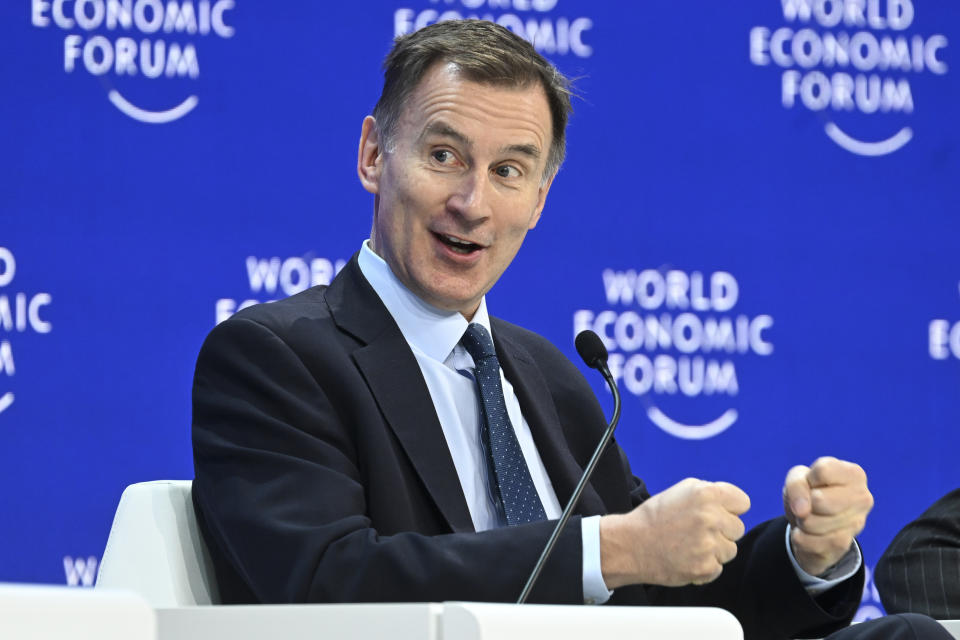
{"left": 356, "top": 240, "right": 859, "bottom": 603}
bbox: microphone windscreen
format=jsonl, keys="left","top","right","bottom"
{"left": 575, "top": 330, "right": 608, "bottom": 370}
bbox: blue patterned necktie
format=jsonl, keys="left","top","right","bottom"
{"left": 460, "top": 323, "right": 547, "bottom": 526}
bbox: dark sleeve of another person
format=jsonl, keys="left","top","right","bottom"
{"left": 875, "top": 489, "right": 960, "bottom": 619}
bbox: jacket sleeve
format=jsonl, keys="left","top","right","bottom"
{"left": 875, "top": 489, "right": 960, "bottom": 618}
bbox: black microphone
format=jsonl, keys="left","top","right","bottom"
{"left": 517, "top": 329, "right": 623, "bottom": 604}
{"left": 575, "top": 329, "right": 611, "bottom": 373}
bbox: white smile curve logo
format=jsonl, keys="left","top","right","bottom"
{"left": 824, "top": 123, "right": 913, "bottom": 157}
{"left": 647, "top": 406, "right": 739, "bottom": 440}
{"left": 0, "top": 392, "right": 13, "bottom": 415}
{"left": 108, "top": 90, "right": 199, "bottom": 125}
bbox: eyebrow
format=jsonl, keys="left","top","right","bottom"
{"left": 503, "top": 143, "right": 541, "bottom": 160}
{"left": 421, "top": 122, "right": 542, "bottom": 161}
{"left": 420, "top": 122, "right": 469, "bottom": 147}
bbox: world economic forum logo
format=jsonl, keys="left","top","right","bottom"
{"left": 30, "top": 0, "right": 236, "bottom": 124}
{"left": 574, "top": 268, "right": 774, "bottom": 440}
{"left": 392, "top": 0, "right": 595, "bottom": 58}
{"left": 749, "top": 0, "right": 948, "bottom": 156}
{"left": 0, "top": 248, "right": 54, "bottom": 418}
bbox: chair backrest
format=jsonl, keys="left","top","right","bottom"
{"left": 96, "top": 480, "right": 220, "bottom": 606}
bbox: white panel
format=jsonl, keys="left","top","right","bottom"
{"left": 442, "top": 603, "right": 743, "bottom": 640}
{"left": 0, "top": 583, "right": 155, "bottom": 640}
{"left": 157, "top": 603, "right": 442, "bottom": 640}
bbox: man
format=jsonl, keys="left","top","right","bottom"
{"left": 191, "top": 19, "right": 949, "bottom": 640}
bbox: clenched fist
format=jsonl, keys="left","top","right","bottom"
{"left": 783, "top": 456, "right": 874, "bottom": 577}
{"left": 599, "top": 478, "right": 751, "bottom": 589}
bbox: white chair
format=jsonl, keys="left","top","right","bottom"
{"left": 96, "top": 480, "right": 219, "bottom": 606}
{"left": 92, "top": 481, "right": 752, "bottom": 640}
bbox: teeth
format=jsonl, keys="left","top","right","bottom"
{"left": 437, "top": 233, "right": 481, "bottom": 255}
{"left": 444, "top": 235, "right": 474, "bottom": 246}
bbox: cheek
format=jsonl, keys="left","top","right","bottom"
{"left": 505, "top": 202, "right": 542, "bottom": 237}
{"left": 381, "top": 176, "right": 420, "bottom": 235}
{"left": 394, "top": 171, "right": 437, "bottom": 219}
{"left": 492, "top": 221, "right": 533, "bottom": 266}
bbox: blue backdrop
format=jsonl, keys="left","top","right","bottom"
{"left": 2, "top": 0, "right": 957, "bottom": 619}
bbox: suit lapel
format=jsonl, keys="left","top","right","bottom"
{"left": 492, "top": 325, "right": 607, "bottom": 517}
{"left": 327, "top": 257, "right": 475, "bottom": 534}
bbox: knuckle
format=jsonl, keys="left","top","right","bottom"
{"left": 694, "top": 558, "right": 718, "bottom": 580}
{"left": 681, "top": 479, "right": 704, "bottom": 501}
{"left": 687, "top": 535, "right": 708, "bottom": 555}
{"left": 810, "top": 487, "right": 826, "bottom": 506}
{"left": 734, "top": 518, "right": 746, "bottom": 539}
{"left": 706, "top": 566, "right": 723, "bottom": 584}
{"left": 786, "top": 465, "right": 808, "bottom": 482}
{"left": 851, "top": 462, "right": 867, "bottom": 481}
{"left": 720, "top": 541, "right": 738, "bottom": 564}
{"left": 696, "top": 481, "right": 717, "bottom": 499}
{"left": 690, "top": 508, "right": 709, "bottom": 530}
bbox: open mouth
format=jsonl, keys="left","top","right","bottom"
{"left": 434, "top": 232, "right": 484, "bottom": 255}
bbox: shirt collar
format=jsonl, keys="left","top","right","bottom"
{"left": 357, "top": 240, "right": 492, "bottom": 363}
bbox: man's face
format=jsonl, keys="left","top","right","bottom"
{"left": 358, "top": 63, "right": 555, "bottom": 319}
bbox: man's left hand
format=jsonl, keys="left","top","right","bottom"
{"left": 783, "top": 456, "right": 874, "bottom": 577}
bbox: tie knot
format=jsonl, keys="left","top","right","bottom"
{"left": 461, "top": 323, "right": 496, "bottom": 361}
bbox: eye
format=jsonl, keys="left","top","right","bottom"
{"left": 431, "top": 149, "right": 454, "bottom": 164}
{"left": 495, "top": 164, "right": 521, "bottom": 178}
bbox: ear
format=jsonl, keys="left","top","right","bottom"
{"left": 357, "top": 116, "right": 383, "bottom": 195}
{"left": 527, "top": 172, "right": 556, "bottom": 230}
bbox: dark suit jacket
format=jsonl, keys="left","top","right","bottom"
{"left": 876, "top": 489, "right": 960, "bottom": 619}
{"left": 191, "top": 256, "right": 862, "bottom": 640}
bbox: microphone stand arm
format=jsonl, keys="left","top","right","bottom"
{"left": 516, "top": 364, "right": 622, "bottom": 604}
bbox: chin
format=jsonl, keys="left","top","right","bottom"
{"left": 426, "top": 291, "right": 480, "bottom": 316}
{"left": 434, "top": 296, "right": 475, "bottom": 314}
{"left": 420, "top": 277, "right": 482, "bottom": 310}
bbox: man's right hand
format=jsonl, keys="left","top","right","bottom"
{"left": 598, "top": 478, "right": 751, "bottom": 589}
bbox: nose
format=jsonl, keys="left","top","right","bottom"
{"left": 445, "top": 170, "right": 490, "bottom": 223}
